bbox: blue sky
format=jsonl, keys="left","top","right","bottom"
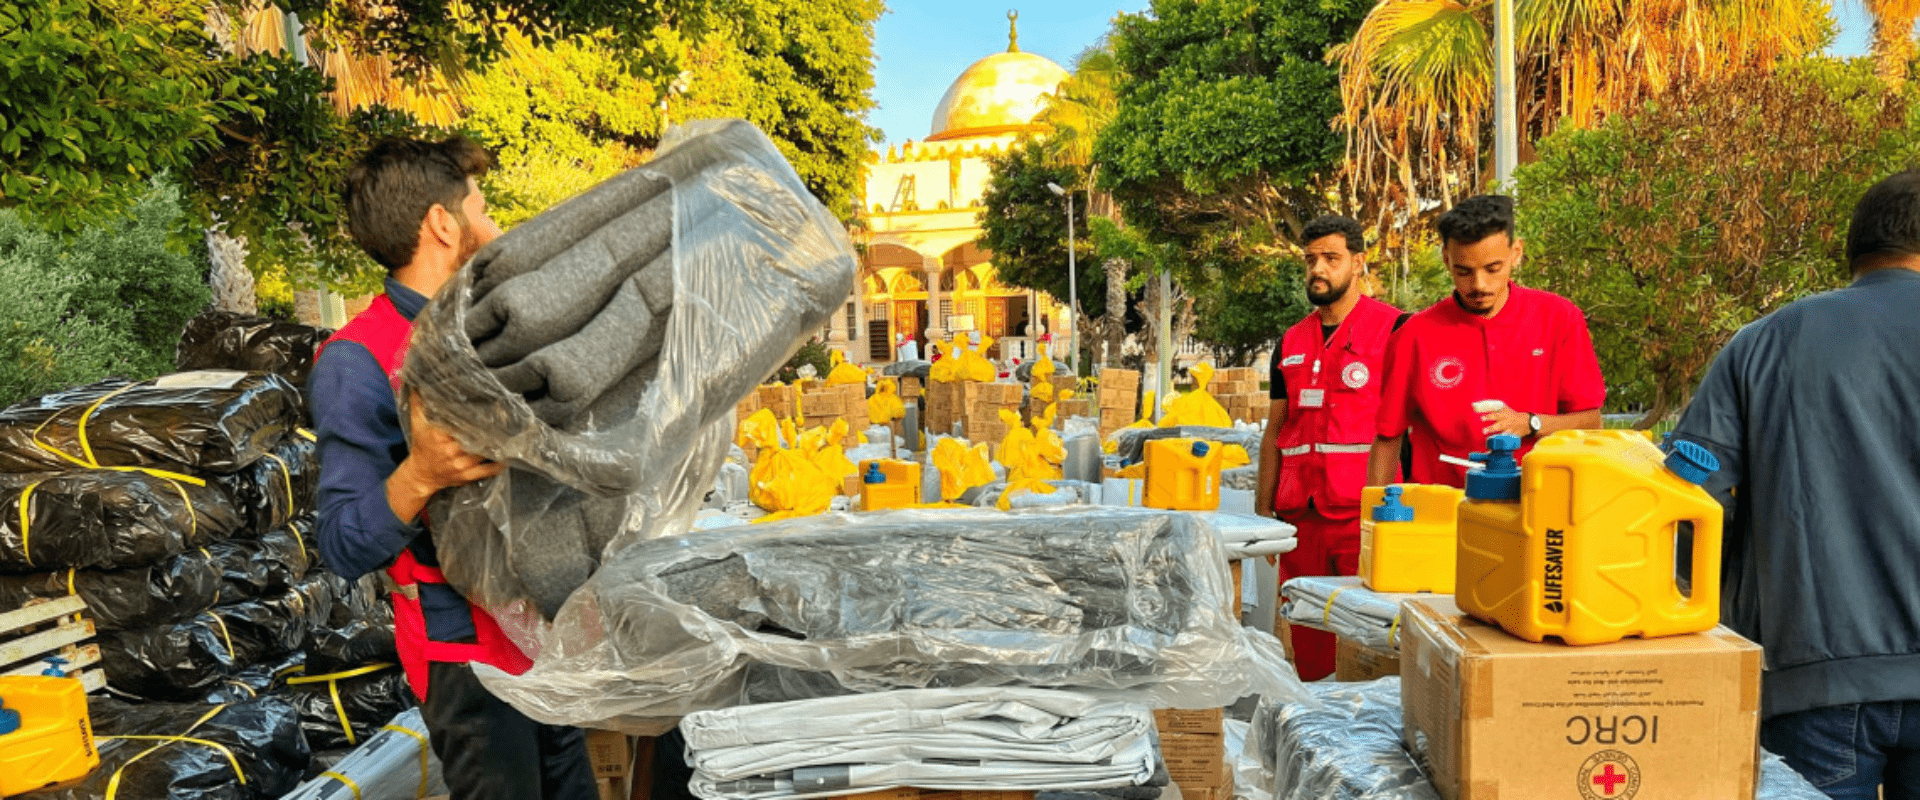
{"left": 868, "top": 1, "right": 1876, "bottom": 147}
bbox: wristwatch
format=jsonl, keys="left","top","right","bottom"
{"left": 1528, "top": 413, "right": 1543, "bottom": 436}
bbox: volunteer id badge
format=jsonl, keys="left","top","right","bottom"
{"left": 1298, "top": 388, "right": 1326, "bottom": 408}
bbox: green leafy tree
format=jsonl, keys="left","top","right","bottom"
{"left": 1190, "top": 259, "right": 1306, "bottom": 368}
{"left": 1517, "top": 60, "right": 1920, "bottom": 424}
{"left": 976, "top": 140, "right": 1108, "bottom": 320}
{"left": 0, "top": 185, "right": 207, "bottom": 404}
{"left": 1096, "top": 0, "right": 1372, "bottom": 275}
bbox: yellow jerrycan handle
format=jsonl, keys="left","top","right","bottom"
{"left": 1663, "top": 441, "right": 1724, "bottom": 627}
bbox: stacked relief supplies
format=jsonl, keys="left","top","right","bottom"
{"left": 0, "top": 367, "right": 409, "bottom": 798}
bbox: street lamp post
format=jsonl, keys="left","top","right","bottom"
{"left": 1046, "top": 182, "right": 1079, "bottom": 375}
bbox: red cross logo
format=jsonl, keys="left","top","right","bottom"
{"left": 1592, "top": 763, "right": 1628, "bottom": 795}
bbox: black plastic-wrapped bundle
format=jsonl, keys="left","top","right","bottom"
{"left": 215, "top": 434, "right": 318, "bottom": 534}
{"left": 175, "top": 309, "right": 333, "bottom": 390}
{"left": 0, "top": 547, "right": 221, "bottom": 630}
{"left": 206, "top": 522, "right": 313, "bottom": 600}
{"left": 99, "top": 573, "right": 333, "bottom": 700}
{"left": 0, "top": 470, "right": 244, "bottom": 572}
{"left": 204, "top": 651, "right": 306, "bottom": 705}
{"left": 0, "top": 371, "right": 303, "bottom": 475}
{"left": 16, "top": 695, "right": 312, "bottom": 800}
{"left": 287, "top": 665, "right": 415, "bottom": 750}
{"left": 322, "top": 571, "right": 388, "bottom": 629}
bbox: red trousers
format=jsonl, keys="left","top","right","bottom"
{"left": 1277, "top": 506, "right": 1361, "bottom": 681}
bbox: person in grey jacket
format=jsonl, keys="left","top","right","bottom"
{"left": 1669, "top": 169, "right": 1920, "bottom": 799}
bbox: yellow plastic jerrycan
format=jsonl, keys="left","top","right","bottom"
{"left": 0, "top": 666, "right": 99, "bottom": 796}
{"left": 1143, "top": 438, "right": 1224, "bottom": 510}
{"left": 1456, "top": 431, "right": 1724, "bottom": 645}
{"left": 858, "top": 459, "right": 921, "bottom": 511}
{"left": 1359, "top": 484, "right": 1465, "bottom": 593}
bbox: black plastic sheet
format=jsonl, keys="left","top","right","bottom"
{"left": 16, "top": 695, "right": 312, "bottom": 800}
{"left": 288, "top": 666, "right": 415, "bottom": 750}
{"left": 0, "top": 371, "right": 303, "bottom": 475}
{"left": 100, "top": 573, "right": 333, "bottom": 700}
{"left": 215, "top": 434, "right": 318, "bottom": 534}
{"left": 175, "top": 310, "right": 333, "bottom": 391}
{"left": 206, "top": 522, "right": 314, "bottom": 601}
{"left": 0, "top": 547, "right": 221, "bottom": 631}
{"left": 204, "top": 651, "right": 306, "bottom": 705}
{"left": 0, "top": 470, "right": 244, "bottom": 572}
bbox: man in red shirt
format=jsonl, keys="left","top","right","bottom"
{"left": 1256, "top": 215, "right": 1405, "bottom": 680}
{"left": 1367, "top": 195, "right": 1604, "bottom": 489}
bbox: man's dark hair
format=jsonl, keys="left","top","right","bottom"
{"left": 1301, "top": 215, "right": 1366, "bottom": 255}
{"left": 1846, "top": 169, "right": 1920, "bottom": 273}
{"left": 344, "top": 136, "right": 493, "bottom": 271}
{"left": 1436, "top": 194, "right": 1516, "bottom": 247}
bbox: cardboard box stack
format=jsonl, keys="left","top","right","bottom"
{"left": 1399, "top": 597, "right": 1762, "bottom": 800}
{"left": 899, "top": 376, "right": 924, "bottom": 400}
{"left": 756, "top": 384, "right": 799, "bottom": 419}
{"left": 801, "top": 383, "right": 869, "bottom": 448}
{"left": 734, "top": 393, "right": 764, "bottom": 464}
{"left": 1212, "top": 367, "right": 1267, "bottom": 424}
{"left": 1096, "top": 369, "right": 1141, "bottom": 438}
{"left": 1025, "top": 375, "right": 1079, "bottom": 426}
{"left": 925, "top": 381, "right": 1023, "bottom": 443}
{"left": 1152, "top": 707, "right": 1230, "bottom": 800}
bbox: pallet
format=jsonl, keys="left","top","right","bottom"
{"left": 1, "top": 594, "right": 104, "bottom": 691}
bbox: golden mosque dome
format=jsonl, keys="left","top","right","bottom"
{"left": 925, "top": 12, "right": 1070, "bottom": 143}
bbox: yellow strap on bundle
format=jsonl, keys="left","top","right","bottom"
{"left": 288, "top": 663, "right": 396, "bottom": 745}
{"left": 380, "top": 723, "right": 432, "bottom": 798}
{"left": 322, "top": 770, "right": 364, "bottom": 800}
{"left": 205, "top": 611, "right": 236, "bottom": 661}
{"left": 99, "top": 704, "right": 241, "bottom": 800}
{"left": 1323, "top": 586, "right": 1348, "bottom": 627}
{"left": 18, "top": 479, "right": 40, "bottom": 566}
{"left": 297, "top": 428, "right": 317, "bottom": 442}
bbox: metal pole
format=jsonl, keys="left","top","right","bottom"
{"left": 1065, "top": 192, "right": 1079, "bottom": 376}
{"left": 1493, "top": 0, "right": 1518, "bottom": 189}
{"left": 1155, "top": 270, "right": 1172, "bottom": 423}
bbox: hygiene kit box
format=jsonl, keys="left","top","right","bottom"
{"left": 1399, "top": 597, "right": 1760, "bottom": 800}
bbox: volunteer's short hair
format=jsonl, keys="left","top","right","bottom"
{"left": 1302, "top": 215, "right": 1366, "bottom": 255}
{"left": 1436, "top": 195, "right": 1516, "bottom": 247}
{"left": 345, "top": 136, "right": 493, "bottom": 271}
{"left": 1846, "top": 169, "right": 1920, "bottom": 273}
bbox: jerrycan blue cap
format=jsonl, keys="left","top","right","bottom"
{"left": 1190, "top": 441, "right": 1210, "bottom": 457}
{"left": 1664, "top": 440, "right": 1719, "bottom": 485}
{"left": 863, "top": 462, "right": 887, "bottom": 484}
{"left": 1464, "top": 434, "right": 1524, "bottom": 501}
{"left": 1372, "top": 486, "right": 1416, "bottom": 522}
{"left": 0, "top": 701, "right": 17, "bottom": 736}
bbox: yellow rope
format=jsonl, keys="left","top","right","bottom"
{"left": 205, "top": 612, "right": 235, "bottom": 661}
{"left": 289, "top": 664, "right": 396, "bottom": 746}
{"left": 321, "top": 770, "right": 363, "bottom": 800}
{"left": 380, "top": 723, "right": 432, "bottom": 799}
{"left": 18, "top": 480, "right": 39, "bottom": 566}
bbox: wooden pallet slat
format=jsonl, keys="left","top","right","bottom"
{"left": 1, "top": 642, "right": 100, "bottom": 678}
{"left": 0, "top": 594, "right": 87, "bottom": 632}
{"left": 0, "top": 617, "right": 96, "bottom": 670}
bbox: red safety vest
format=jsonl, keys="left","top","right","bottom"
{"left": 321, "top": 295, "right": 533, "bottom": 702}
{"left": 1271, "top": 296, "right": 1401, "bottom": 518}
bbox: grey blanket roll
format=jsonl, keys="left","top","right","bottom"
{"left": 402, "top": 119, "right": 858, "bottom": 625}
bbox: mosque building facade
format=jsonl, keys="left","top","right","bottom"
{"left": 828, "top": 15, "right": 1073, "bottom": 365}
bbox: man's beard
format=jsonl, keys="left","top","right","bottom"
{"left": 456, "top": 223, "right": 481, "bottom": 265}
{"left": 1307, "top": 275, "right": 1351, "bottom": 307}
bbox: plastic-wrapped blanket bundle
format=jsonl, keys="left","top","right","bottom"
{"left": 402, "top": 118, "right": 858, "bottom": 629}
{"left": 0, "top": 469, "right": 244, "bottom": 571}
{"left": 1248, "top": 678, "right": 1829, "bottom": 800}
{"left": 215, "top": 433, "right": 318, "bottom": 534}
{"left": 175, "top": 309, "right": 334, "bottom": 392}
{"left": 1279, "top": 576, "right": 1419, "bottom": 650}
{"left": 281, "top": 707, "right": 450, "bottom": 800}
{"left": 475, "top": 507, "right": 1300, "bottom": 734}
{"left": 0, "top": 547, "right": 222, "bottom": 630}
{"left": 0, "top": 371, "right": 303, "bottom": 474}
{"left": 99, "top": 571, "right": 333, "bottom": 700}
{"left": 17, "top": 695, "right": 312, "bottom": 800}
{"left": 682, "top": 688, "right": 1159, "bottom": 800}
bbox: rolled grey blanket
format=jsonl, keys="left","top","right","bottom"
{"left": 402, "top": 119, "right": 858, "bottom": 623}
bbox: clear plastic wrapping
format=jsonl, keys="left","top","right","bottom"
{"left": 401, "top": 118, "right": 858, "bottom": 628}
{"left": 279, "top": 707, "right": 450, "bottom": 800}
{"left": 1278, "top": 576, "right": 1414, "bottom": 650}
{"left": 1110, "top": 426, "right": 1262, "bottom": 466}
{"left": 474, "top": 507, "right": 1302, "bottom": 734}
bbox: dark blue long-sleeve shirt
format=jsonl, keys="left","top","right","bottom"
{"left": 310, "top": 278, "right": 475, "bottom": 642}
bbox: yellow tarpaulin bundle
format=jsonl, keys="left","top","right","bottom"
{"left": 738, "top": 409, "right": 856, "bottom": 521}
{"left": 1029, "top": 344, "right": 1058, "bottom": 404}
{"left": 994, "top": 404, "right": 1066, "bottom": 510}
{"left": 1160, "top": 363, "right": 1232, "bottom": 428}
{"left": 824, "top": 350, "right": 868, "bottom": 387}
{"left": 931, "top": 436, "right": 995, "bottom": 503}
{"left": 867, "top": 378, "right": 905, "bottom": 425}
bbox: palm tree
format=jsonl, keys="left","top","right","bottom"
{"left": 1863, "top": 0, "right": 1920, "bottom": 84}
{"left": 1331, "top": 0, "right": 1827, "bottom": 262}
{"left": 1037, "top": 45, "right": 1130, "bottom": 366}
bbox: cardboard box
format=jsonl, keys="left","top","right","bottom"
{"left": 900, "top": 377, "right": 923, "bottom": 399}
{"left": 1161, "top": 731, "right": 1229, "bottom": 789}
{"left": 1153, "top": 707, "right": 1225, "bottom": 735}
{"left": 585, "top": 730, "right": 629, "bottom": 779}
{"left": 1335, "top": 636, "right": 1401, "bottom": 682}
{"left": 1098, "top": 382, "right": 1137, "bottom": 410}
{"left": 1399, "top": 598, "right": 1761, "bottom": 800}
{"left": 1099, "top": 369, "right": 1141, "bottom": 392}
